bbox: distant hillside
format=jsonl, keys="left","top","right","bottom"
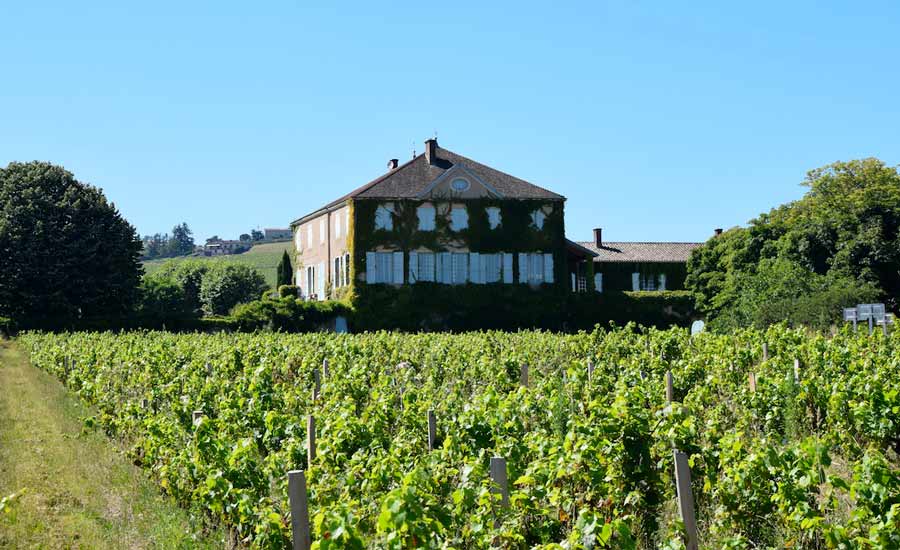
{"left": 142, "top": 241, "right": 293, "bottom": 288}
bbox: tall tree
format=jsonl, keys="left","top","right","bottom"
{"left": 251, "top": 229, "right": 264, "bottom": 241}
{"left": 0, "top": 161, "right": 143, "bottom": 328}
{"left": 167, "top": 222, "right": 195, "bottom": 256}
{"left": 277, "top": 250, "right": 293, "bottom": 287}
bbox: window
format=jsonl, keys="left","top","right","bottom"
{"left": 307, "top": 226, "right": 313, "bottom": 249}
{"left": 451, "top": 178, "right": 470, "bottom": 192}
{"left": 518, "top": 253, "right": 554, "bottom": 284}
{"left": 335, "top": 215, "right": 341, "bottom": 239}
{"left": 375, "top": 204, "right": 393, "bottom": 231}
{"left": 365, "top": 251, "right": 403, "bottom": 284}
{"left": 417, "top": 204, "right": 436, "bottom": 231}
{"left": 344, "top": 253, "right": 350, "bottom": 286}
{"left": 294, "top": 229, "right": 303, "bottom": 251}
{"left": 411, "top": 252, "right": 435, "bottom": 282}
{"left": 334, "top": 257, "right": 342, "bottom": 288}
{"left": 486, "top": 207, "right": 501, "bottom": 229}
{"left": 319, "top": 219, "right": 326, "bottom": 243}
{"left": 594, "top": 273, "right": 603, "bottom": 293}
{"left": 482, "top": 253, "right": 502, "bottom": 283}
{"left": 636, "top": 272, "right": 658, "bottom": 291}
{"left": 450, "top": 206, "right": 468, "bottom": 231}
{"left": 530, "top": 209, "right": 546, "bottom": 229}
{"left": 306, "top": 266, "right": 316, "bottom": 298}
{"left": 451, "top": 253, "right": 469, "bottom": 284}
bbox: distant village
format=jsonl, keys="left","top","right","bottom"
{"left": 200, "top": 228, "right": 291, "bottom": 256}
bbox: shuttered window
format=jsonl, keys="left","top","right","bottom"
{"left": 307, "top": 226, "right": 313, "bottom": 249}
{"left": 417, "top": 205, "right": 436, "bottom": 231}
{"left": 450, "top": 206, "right": 468, "bottom": 231}
{"left": 319, "top": 219, "right": 326, "bottom": 244}
{"left": 640, "top": 273, "right": 658, "bottom": 291}
{"left": 416, "top": 252, "right": 435, "bottom": 282}
{"left": 451, "top": 253, "right": 468, "bottom": 284}
{"left": 335, "top": 215, "right": 342, "bottom": 239}
{"left": 530, "top": 209, "right": 546, "bottom": 229}
{"left": 375, "top": 204, "right": 394, "bottom": 231}
{"left": 518, "top": 253, "right": 554, "bottom": 284}
{"left": 365, "top": 251, "right": 403, "bottom": 284}
{"left": 483, "top": 253, "right": 502, "bottom": 283}
{"left": 595, "top": 273, "right": 603, "bottom": 293}
{"left": 486, "top": 207, "right": 501, "bottom": 229}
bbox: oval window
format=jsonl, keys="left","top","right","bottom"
{"left": 451, "top": 178, "right": 470, "bottom": 192}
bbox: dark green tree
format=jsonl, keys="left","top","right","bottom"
{"left": 0, "top": 161, "right": 143, "bottom": 328}
{"left": 166, "top": 222, "right": 194, "bottom": 257}
{"left": 251, "top": 229, "right": 264, "bottom": 241}
{"left": 277, "top": 250, "right": 293, "bottom": 287}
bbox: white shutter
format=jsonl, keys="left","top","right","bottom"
{"left": 571, "top": 272, "right": 576, "bottom": 291}
{"left": 595, "top": 273, "right": 603, "bottom": 293}
{"left": 659, "top": 273, "right": 667, "bottom": 291}
{"left": 544, "top": 253, "right": 554, "bottom": 284}
{"left": 632, "top": 272, "right": 640, "bottom": 291}
{"left": 469, "top": 253, "right": 481, "bottom": 284}
{"left": 366, "top": 252, "right": 376, "bottom": 283}
{"left": 440, "top": 252, "right": 452, "bottom": 283}
{"left": 409, "top": 252, "right": 418, "bottom": 283}
{"left": 392, "top": 251, "right": 404, "bottom": 284}
{"left": 435, "top": 253, "right": 444, "bottom": 283}
{"left": 317, "top": 263, "right": 325, "bottom": 298}
{"left": 518, "top": 254, "right": 528, "bottom": 283}
{"left": 420, "top": 253, "right": 435, "bottom": 282}
{"left": 503, "top": 253, "right": 513, "bottom": 283}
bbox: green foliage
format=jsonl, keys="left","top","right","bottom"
{"left": 231, "top": 297, "right": 350, "bottom": 331}
{"left": 712, "top": 258, "right": 880, "bottom": 331}
{"left": 354, "top": 284, "right": 694, "bottom": 331}
{"left": 199, "top": 264, "right": 268, "bottom": 316}
{"left": 20, "top": 325, "right": 900, "bottom": 548}
{"left": 687, "top": 158, "right": 900, "bottom": 327}
{"left": 0, "top": 316, "right": 15, "bottom": 336}
{"left": 135, "top": 277, "right": 197, "bottom": 328}
{"left": 143, "top": 241, "right": 293, "bottom": 289}
{"left": 0, "top": 161, "right": 143, "bottom": 329}
{"left": 278, "top": 285, "right": 298, "bottom": 298}
{"left": 276, "top": 250, "right": 293, "bottom": 288}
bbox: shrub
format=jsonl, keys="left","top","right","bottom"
{"left": 231, "top": 298, "right": 352, "bottom": 332}
{"left": 135, "top": 277, "right": 197, "bottom": 328}
{"left": 278, "top": 285, "right": 298, "bottom": 298}
{"left": 200, "top": 264, "right": 268, "bottom": 316}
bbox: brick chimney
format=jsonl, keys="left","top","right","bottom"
{"left": 714, "top": 228, "right": 723, "bottom": 236}
{"left": 593, "top": 228, "right": 602, "bottom": 248}
{"left": 424, "top": 138, "right": 438, "bottom": 165}
{"left": 387, "top": 158, "right": 399, "bottom": 170}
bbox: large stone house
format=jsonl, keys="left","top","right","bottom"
{"left": 290, "top": 139, "right": 571, "bottom": 300}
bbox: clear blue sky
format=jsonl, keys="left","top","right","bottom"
{"left": 3, "top": 1, "right": 899, "bottom": 243}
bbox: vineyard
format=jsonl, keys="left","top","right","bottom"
{"left": 19, "top": 326, "right": 900, "bottom": 549}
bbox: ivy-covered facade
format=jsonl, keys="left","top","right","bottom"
{"left": 290, "top": 139, "right": 572, "bottom": 303}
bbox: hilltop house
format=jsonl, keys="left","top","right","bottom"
{"left": 290, "top": 139, "right": 574, "bottom": 300}
{"left": 578, "top": 228, "right": 702, "bottom": 292}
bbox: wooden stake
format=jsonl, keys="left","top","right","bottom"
{"left": 793, "top": 359, "right": 800, "bottom": 383}
{"left": 287, "top": 470, "right": 311, "bottom": 550}
{"left": 313, "top": 369, "right": 321, "bottom": 401}
{"left": 762, "top": 343, "right": 769, "bottom": 362}
{"left": 673, "top": 450, "right": 699, "bottom": 550}
{"left": 665, "top": 371, "right": 674, "bottom": 404}
{"left": 489, "top": 456, "right": 509, "bottom": 508}
{"left": 748, "top": 372, "right": 757, "bottom": 393}
{"left": 427, "top": 410, "right": 437, "bottom": 451}
{"left": 307, "top": 415, "right": 316, "bottom": 470}
{"left": 322, "top": 359, "right": 330, "bottom": 379}
{"left": 520, "top": 364, "right": 529, "bottom": 388}
{"left": 587, "top": 360, "right": 594, "bottom": 382}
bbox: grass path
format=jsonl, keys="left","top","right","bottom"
{"left": 0, "top": 340, "right": 225, "bottom": 549}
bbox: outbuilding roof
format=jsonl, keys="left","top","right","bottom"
{"left": 577, "top": 241, "right": 702, "bottom": 263}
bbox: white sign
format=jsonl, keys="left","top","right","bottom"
{"left": 690, "top": 320, "right": 705, "bottom": 336}
{"left": 843, "top": 308, "right": 857, "bottom": 321}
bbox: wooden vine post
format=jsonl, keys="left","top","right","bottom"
{"left": 762, "top": 343, "right": 769, "bottom": 362}
{"left": 587, "top": 360, "right": 594, "bottom": 382}
{"left": 489, "top": 456, "right": 509, "bottom": 508}
{"left": 307, "top": 415, "right": 316, "bottom": 470}
{"left": 748, "top": 372, "right": 757, "bottom": 393}
{"left": 665, "top": 371, "right": 674, "bottom": 404}
{"left": 313, "top": 369, "right": 321, "bottom": 401}
{"left": 673, "top": 450, "right": 700, "bottom": 550}
{"left": 287, "top": 470, "right": 311, "bottom": 550}
{"left": 427, "top": 410, "right": 437, "bottom": 451}
{"left": 793, "top": 359, "right": 800, "bottom": 384}
{"left": 322, "top": 358, "right": 330, "bottom": 379}
{"left": 520, "top": 364, "right": 529, "bottom": 388}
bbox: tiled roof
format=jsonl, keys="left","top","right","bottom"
{"left": 577, "top": 241, "right": 702, "bottom": 263}
{"left": 292, "top": 143, "right": 563, "bottom": 226}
